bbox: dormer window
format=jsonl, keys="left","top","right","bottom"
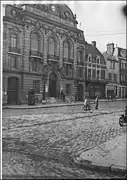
{"left": 88, "top": 54, "right": 92, "bottom": 62}
{"left": 96, "top": 56, "right": 100, "bottom": 64}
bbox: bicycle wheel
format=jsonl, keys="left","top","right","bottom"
{"left": 82, "top": 106, "right": 86, "bottom": 112}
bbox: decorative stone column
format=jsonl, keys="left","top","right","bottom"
{"left": 73, "top": 43, "right": 77, "bottom": 78}
{"left": 43, "top": 35, "right": 48, "bottom": 65}
{"left": 59, "top": 39, "right": 63, "bottom": 68}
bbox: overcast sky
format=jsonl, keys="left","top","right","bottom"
{"left": 2, "top": 1, "right": 126, "bottom": 52}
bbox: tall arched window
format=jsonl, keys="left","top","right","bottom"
{"left": 64, "top": 41, "right": 69, "bottom": 58}
{"left": 48, "top": 37, "right": 55, "bottom": 55}
{"left": 69, "top": 41, "right": 74, "bottom": 59}
{"left": 64, "top": 40, "right": 73, "bottom": 59}
{"left": 31, "top": 33, "right": 39, "bottom": 51}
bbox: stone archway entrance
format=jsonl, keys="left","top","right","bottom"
{"left": 48, "top": 73, "right": 57, "bottom": 97}
{"left": 7, "top": 77, "right": 19, "bottom": 105}
{"left": 77, "top": 84, "right": 84, "bottom": 101}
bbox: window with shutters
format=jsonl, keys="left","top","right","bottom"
{"left": 33, "top": 80, "right": 40, "bottom": 93}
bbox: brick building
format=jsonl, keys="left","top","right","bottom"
{"left": 3, "top": 4, "right": 87, "bottom": 104}
{"left": 84, "top": 41, "right": 108, "bottom": 99}
{"left": 104, "top": 43, "right": 127, "bottom": 98}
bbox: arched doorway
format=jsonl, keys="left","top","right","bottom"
{"left": 48, "top": 73, "right": 57, "bottom": 97}
{"left": 7, "top": 77, "right": 19, "bottom": 105}
{"left": 77, "top": 84, "right": 84, "bottom": 101}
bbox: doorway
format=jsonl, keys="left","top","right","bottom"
{"left": 48, "top": 73, "right": 57, "bottom": 97}
{"left": 77, "top": 84, "right": 84, "bottom": 101}
{"left": 7, "top": 77, "right": 19, "bottom": 105}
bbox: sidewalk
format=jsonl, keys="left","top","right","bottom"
{"left": 74, "top": 134, "right": 127, "bottom": 175}
{"left": 2, "top": 98, "right": 127, "bottom": 109}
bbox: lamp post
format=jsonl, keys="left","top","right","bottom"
{"left": 42, "top": 72, "right": 47, "bottom": 101}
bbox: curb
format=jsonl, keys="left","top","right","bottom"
{"left": 2, "top": 103, "right": 83, "bottom": 109}
{"left": 2, "top": 99, "right": 127, "bottom": 109}
{"left": 74, "top": 158, "right": 126, "bottom": 176}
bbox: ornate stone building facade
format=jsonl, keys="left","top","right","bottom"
{"left": 3, "top": 4, "right": 86, "bottom": 104}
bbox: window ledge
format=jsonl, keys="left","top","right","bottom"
{"left": 8, "top": 52, "right": 22, "bottom": 56}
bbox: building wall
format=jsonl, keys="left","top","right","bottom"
{"left": 3, "top": 4, "right": 87, "bottom": 104}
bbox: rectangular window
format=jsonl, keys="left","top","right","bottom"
{"left": 32, "top": 59, "right": 38, "bottom": 72}
{"left": 79, "top": 68, "right": 83, "bottom": 77}
{"left": 11, "top": 56, "right": 17, "bottom": 68}
{"left": 108, "top": 73, "right": 112, "bottom": 81}
{"left": 92, "top": 69, "right": 96, "bottom": 79}
{"left": 10, "top": 34, "right": 17, "bottom": 48}
{"left": 97, "top": 70, "right": 100, "bottom": 79}
{"left": 125, "top": 63, "right": 127, "bottom": 69}
{"left": 88, "top": 69, "right": 91, "bottom": 79}
{"left": 125, "top": 75, "right": 127, "bottom": 81}
{"left": 33, "top": 80, "right": 40, "bottom": 93}
{"left": 114, "top": 73, "right": 117, "bottom": 82}
{"left": 121, "top": 74, "right": 125, "bottom": 81}
{"left": 66, "top": 65, "right": 69, "bottom": 76}
{"left": 101, "top": 70, "right": 105, "bottom": 80}
{"left": 66, "top": 84, "right": 71, "bottom": 95}
{"left": 85, "top": 67, "right": 87, "bottom": 79}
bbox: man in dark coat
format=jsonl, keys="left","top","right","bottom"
{"left": 95, "top": 96, "right": 99, "bottom": 109}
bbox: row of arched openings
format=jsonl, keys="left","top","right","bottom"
{"left": 30, "top": 32, "right": 74, "bottom": 59}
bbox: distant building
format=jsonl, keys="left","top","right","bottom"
{"left": 103, "top": 43, "right": 127, "bottom": 98}
{"left": 84, "top": 41, "right": 108, "bottom": 99}
{"left": 3, "top": 4, "right": 87, "bottom": 104}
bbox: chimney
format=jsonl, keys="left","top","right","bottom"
{"left": 91, "top": 41, "right": 96, "bottom": 47}
{"left": 106, "top": 43, "right": 114, "bottom": 55}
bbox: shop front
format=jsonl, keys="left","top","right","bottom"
{"left": 86, "top": 82, "right": 106, "bottom": 99}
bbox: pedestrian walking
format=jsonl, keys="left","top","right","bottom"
{"left": 63, "top": 92, "right": 65, "bottom": 102}
{"left": 95, "top": 96, "right": 99, "bottom": 109}
{"left": 75, "top": 92, "right": 77, "bottom": 102}
{"left": 60, "top": 89, "right": 63, "bottom": 99}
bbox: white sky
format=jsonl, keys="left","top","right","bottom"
{"left": 1, "top": 1, "right": 126, "bottom": 52}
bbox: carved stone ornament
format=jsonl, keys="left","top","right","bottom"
{"left": 35, "top": 21, "right": 42, "bottom": 28}
{"left": 11, "top": 9, "right": 17, "bottom": 17}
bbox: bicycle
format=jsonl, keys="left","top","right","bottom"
{"left": 82, "top": 103, "right": 93, "bottom": 113}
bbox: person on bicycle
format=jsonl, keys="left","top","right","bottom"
{"left": 83, "top": 97, "right": 89, "bottom": 110}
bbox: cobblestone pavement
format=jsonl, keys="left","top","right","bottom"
{"left": 2, "top": 101, "right": 127, "bottom": 178}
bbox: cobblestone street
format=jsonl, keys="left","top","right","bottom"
{"left": 2, "top": 101, "right": 127, "bottom": 178}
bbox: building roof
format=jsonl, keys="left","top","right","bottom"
{"left": 86, "top": 43, "right": 103, "bottom": 58}
{"left": 86, "top": 43, "right": 106, "bottom": 64}
{"left": 17, "top": 4, "right": 78, "bottom": 24}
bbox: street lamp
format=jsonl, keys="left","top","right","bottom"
{"left": 42, "top": 72, "right": 47, "bottom": 101}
